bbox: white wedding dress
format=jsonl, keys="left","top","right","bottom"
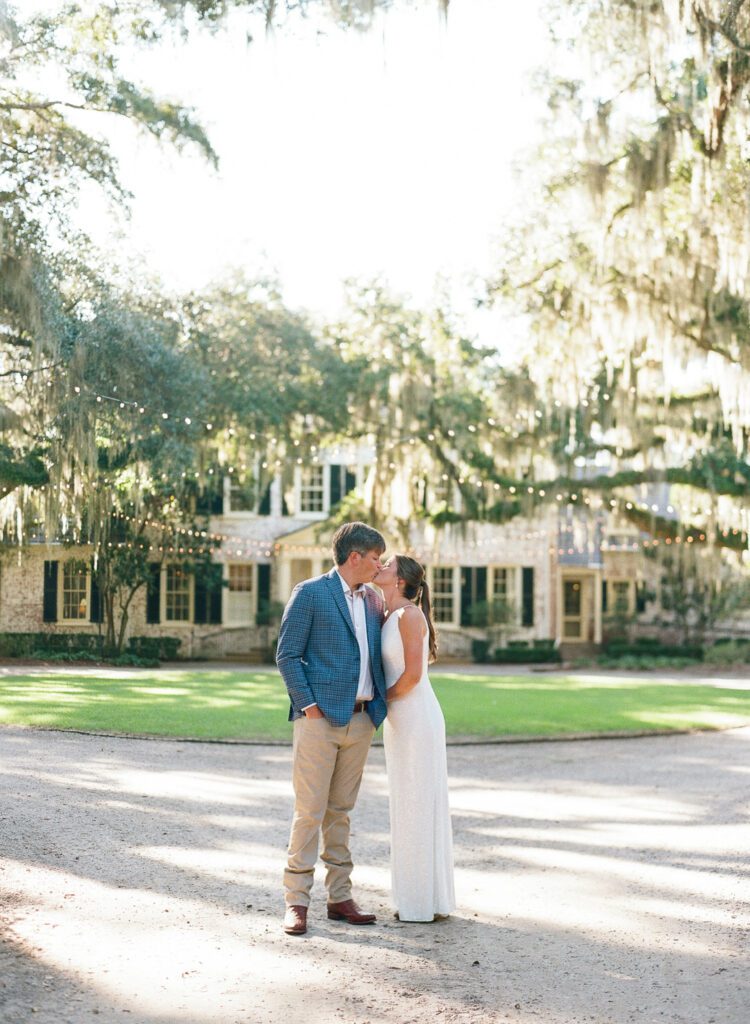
{"left": 382, "top": 608, "right": 455, "bottom": 921}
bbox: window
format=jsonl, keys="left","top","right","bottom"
{"left": 61, "top": 561, "right": 88, "bottom": 621}
{"left": 226, "top": 563, "right": 254, "bottom": 625}
{"left": 492, "top": 567, "right": 518, "bottom": 605}
{"left": 492, "top": 567, "right": 510, "bottom": 600}
{"left": 431, "top": 475, "right": 452, "bottom": 507}
{"left": 299, "top": 465, "right": 325, "bottom": 513}
{"left": 165, "top": 565, "right": 191, "bottom": 622}
{"left": 228, "top": 478, "right": 256, "bottom": 512}
{"left": 611, "top": 579, "right": 633, "bottom": 614}
{"left": 229, "top": 563, "right": 253, "bottom": 592}
{"left": 432, "top": 567, "right": 455, "bottom": 624}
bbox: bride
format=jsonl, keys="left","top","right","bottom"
{"left": 376, "top": 554, "right": 455, "bottom": 923}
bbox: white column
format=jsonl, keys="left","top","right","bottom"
{"left": 271, "top": 477, "right": 283, "bottom": 517}
{"left": 276, "top": 559, "right": 291, "bottom": 605}
{"left": 593, "top": 570, "right": 603, "bottom": 646}
{"left": 452, "top": 566, "right": 461, "bottom": 626}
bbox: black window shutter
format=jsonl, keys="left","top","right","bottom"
{"left": 460, "top": 567, "right": 487, "bottom": 627}
{"left": 460, "top": 567, "right": 471, "bottom": 626}
{"left": 43, "top": 560, "right": 58, "bottom": 623}
{"left": 89, "top": 560, "right": 104, "bottom": 623}
{"left": 522, "top": 567, "right": 535, "bottom": 627}
{"left": 635, "top": 581, "right": 648, "bottom": 613}
{"left": 258, "top": 563, "right": 271, "bottom": 604}
{"left": 345, "top": 468, "right": 357, "bottom": 494}
{"left": 195, "top": 564, "right": 222, "bottom": 625}
{"left": 196, "top": 488, "right": 223, "bottom": 517}
{"left": 329, "top": 464, "right": 343, "bottom": 508}
{"left": 208, "top": 564, "right": 223, "bottom": 624}
{"left": 256, "top": 563, "right": 271, "bottom": 624}
{"left": 194, "top": 573, "right": 207, "bottom": 624}
{"left": 146, "top": 563, "right": 161, "bottom": 624}
{"left": 601, "top": 579, "right": 608, "bottom": 614}
{"left": 258, "top": 480, "right": 272, "bottom": 515}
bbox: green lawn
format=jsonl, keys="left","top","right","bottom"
{"left": 0, "top": 669, "right": 748, "bottom": 741}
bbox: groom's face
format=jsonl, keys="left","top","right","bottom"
{"left": 350, "top": 548, "right": 383, "bottom": 585}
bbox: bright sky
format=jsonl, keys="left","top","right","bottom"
{"left": 75, "top": 1, "right": 547, "bottom": 328}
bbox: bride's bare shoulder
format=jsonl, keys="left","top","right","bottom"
{"left": 396, "top": 604, "right": 427, "bottom": 636}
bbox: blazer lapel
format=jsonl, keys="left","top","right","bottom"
{"left": 364, "top": 588, "right": 380, "bottom": 665}
{"left": 325, "top": 569, "right": 356, "bottom": 638}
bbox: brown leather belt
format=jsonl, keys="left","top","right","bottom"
{"left": 353, "top": 701, "right": 371, "bottom": 714}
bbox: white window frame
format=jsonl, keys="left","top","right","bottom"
{"left": 606, "top": 577, "right": 636, "bottom": 616}
{"left": 430, "top": 565, "right": 459, "bottom": 626}
{"left": 294, "top": 463, "right": 328, "bottom": 518}
{"left": 223, "top": 456, "right": 273, "bottom": 517}
{"left": 161, "top": 563, "right": 194, "bottom": 625}
{"left": 59, "top": 560, "right": 91, "bottom": 624}
{"left": 489, "top": 566, "right": 521, "bottom": 625}
{"left": 225, "top": 476, "right": 258, "bottom": 515}
{"left": 224, "top": 562, "right": 257, "bottom": 626}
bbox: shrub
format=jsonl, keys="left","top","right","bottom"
{"left": 604, "top": 641, "right": 703, "bottom": 660}
{"left": 29, "top": 649, "right": 102, "bottom": 663}
{"left": 597, "top": 654, "right": 697, "bottom": 670}
{"left": 532, "top": 638, "right": 556, "bottom": 650}
{"left": 127, "top": 636, "right": 182, "bottom": 660}
{"left": 112, "top": 653, "right": 160, "bottom": 668}
{"left": 704, "top": 641, "right": 750, "bottom": 666}
{"left": 0, "top": 632, "right": 105, "bottom": 657}
{"left": 494, "top": 644, "right": 561, "bottom": 664}
{"left": 0, "top": 632, "right": 176, "bottom": 665}
{"left": 471, "top": 639, "right": 492, "bottom": 663}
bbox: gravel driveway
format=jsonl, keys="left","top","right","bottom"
{"left": 1, "top": 725, "right": 748, "bottom": 1024}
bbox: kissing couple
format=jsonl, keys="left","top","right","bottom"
{"left": 276, "top": 521, "right": 456, "bottom": 936}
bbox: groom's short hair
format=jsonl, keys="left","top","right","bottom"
{"left": 332, "top": 522, "right": 386, "bottom": 565}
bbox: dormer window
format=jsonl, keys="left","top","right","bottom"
{"left": 299, "top": 465, "right": 325, "bottom": 512}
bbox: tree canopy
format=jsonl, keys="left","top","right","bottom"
{"left": 487, "top": 0, "right": 750, "bottom": 555}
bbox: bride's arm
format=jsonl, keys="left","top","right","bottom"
{"left": 386, "top": 607, "right": 427, "bottom": 701}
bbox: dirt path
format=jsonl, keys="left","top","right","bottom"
{"left": 1, "top": 726, "right": 748, "bottom": 1024}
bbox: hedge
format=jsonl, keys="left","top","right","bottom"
{"left": 127, "top": 636, "right": 182, "bottom": 660}
{"left": 604, "top": 641, "right": 703, "bottom": 660}
{"left": 0, "top": 632, "right": 105, "bottom": 657}
{"left": 0, "top": 632, "right": 181, "bottom": 662}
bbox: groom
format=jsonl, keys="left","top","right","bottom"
{"left": 276, "top": 521, "right": 388, "bottom": 936}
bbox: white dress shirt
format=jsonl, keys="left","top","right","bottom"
{"left": 337, "top": 570, "right": 375, "bottom": 702}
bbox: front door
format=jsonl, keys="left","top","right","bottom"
{"left": 562, "top": 578, "right": 585, "bottom": 640}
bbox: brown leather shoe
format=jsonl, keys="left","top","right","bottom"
{"left": 283, "top": 905, "right": 308, "bottom": 935}
{"left": 327, "top": 899, "right": 376, "bottom": 925}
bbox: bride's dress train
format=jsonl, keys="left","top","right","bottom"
{"left": 382, "top": 608, "right": 455, "bottom": 922}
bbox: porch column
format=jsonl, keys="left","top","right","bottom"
{"left": 270, "top": 477, "right": 283, "bottom": 517}
{"left": 276, "top": 558, "right": 291, "bottom": 605}
{"left": 593, "top": 569, "right": 603, "bottom": 646}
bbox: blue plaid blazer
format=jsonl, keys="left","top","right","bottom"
{"left": 276, "top": 568, "right": 387, "bottom": 728}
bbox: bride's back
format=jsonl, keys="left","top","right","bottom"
{"left": 381, "top": 608, "right": 429, "bottom": 691}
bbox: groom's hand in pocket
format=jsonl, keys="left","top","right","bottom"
{"left": 304, "top": 704, "right": 325, "bottom": 719}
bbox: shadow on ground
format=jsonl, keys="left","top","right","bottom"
{"left": 1, "top": 725, "right": 748, "bottom": 1023}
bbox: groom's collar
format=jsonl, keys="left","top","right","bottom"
{"left": 334, "top": 568, "right": 366, "bottom": 598}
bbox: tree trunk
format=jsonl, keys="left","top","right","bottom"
{"left": 104, "top": 589, "right": 116, "bottom": 655}
{"left": 116, "top": 584, "right": 144, "bottom": 655}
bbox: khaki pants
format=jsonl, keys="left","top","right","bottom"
{"left": 284, "top": 711, "right": 376, "bottom": 907}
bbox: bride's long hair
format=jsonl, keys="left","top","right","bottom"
{"left": 395, "top": 555, "right": 438, "bottom": 663}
